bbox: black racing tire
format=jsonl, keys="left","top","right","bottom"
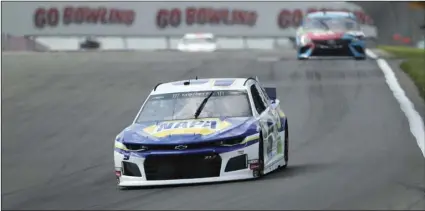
{"left": 297, "top": 47, "right": 309, "bottom": 60}
{"left": 255, "top": 132, "right": 265, "bottom": 178}
{"left": 355, "top": 56, "right": 366, "bottom": 60}
{"left": 282, "top": 120, "right": 289, "bottom": 168}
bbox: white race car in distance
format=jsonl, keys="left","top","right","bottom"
{"left": 114, "top": 77, "right": 289, "bottom": 188}
{"left": 177, "top": 33, "right": 218, "bottom": 52}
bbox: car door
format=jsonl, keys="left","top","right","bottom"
{"left": 249, "top": 83, "right": 278, "bottom": 166}
{"left": 258, "top": 84, "right": 281, "bottom": 128}
{"left": 256, "top": 83, "right": 281, "bottom": 161}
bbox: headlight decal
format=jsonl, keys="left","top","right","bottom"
{"left": 122, "top": 143, "right": 149, "bottom": 151}
{"left": 115, "top": 141, "right": 128, "bottom": 151}
{"left": 244, "top": 133, "right": 260, "bottom": 143}
{"left": 217, "top": 133, "right": 259, "bottom": 146}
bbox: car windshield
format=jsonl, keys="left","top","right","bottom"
{"left": 181, "top": 37, "right": 215, "bottom": 44}
{"left": 135, "top": 90, "right": 252, "bottom": 122}
{"left": 304, "top": 17, "right": 360, "bottom": 31}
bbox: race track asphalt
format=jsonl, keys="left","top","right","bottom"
{"left": 2, "top": 50, "right": 424, "bottom": 210}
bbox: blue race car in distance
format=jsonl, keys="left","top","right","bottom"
{"left": 114, "top": 77, "right": 289, "bottom": 188}
{"left": 295, "top": 11, "right": 367, "bottom": 60}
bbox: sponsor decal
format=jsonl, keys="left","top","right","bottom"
{"left": 248, "top": 159, "right": 259, "bottom": 164}
{"left": 175, "top": 145, "right": 188, "bottom": 150}
{"left": 276, "top": 116, "right": 282, "bottom": 130}
{"left": 156, "top": 7, "right": 257, "bottom": 29}
{"left": 204, "top": 155, "right": 217, "bottom": 159}
{"left": 278, "top": 110, "right": 286, "bottom": 118}
{"left": 123, "top": 153, "right": 130, "bottom": 160}
{"left": 143, "top": 118, "right": 232, "bottom": 138}
{"left": 264, "top": 159, "right": 280, "bottom": 172}
{"left": 33, "top": 6, "right": 135, "bottom": 29}
{"left": 277, "top": 139, "right": 283, "bottom": 154}
{"left": 277, "top": 7, "right": 373, "bottom": 29}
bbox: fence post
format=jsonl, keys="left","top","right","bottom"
{"left": 243, "top": 36, "right": 248, "bottom": 49}
{"left": 166, "top": 36, "right": 171, "bottom": 49}
{"left": 24, "top": 35, "right": 33, "bottom": 51}
{"left": 273, "top": 37, "right": 278, "bottom": 49}
{"left": 123, "top": 37, "right": 128, "bottom": 49}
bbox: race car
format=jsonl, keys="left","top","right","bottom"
{"left": 177, "top": 33, "right": 218, "bottom": 52}
{"left": 114, "top": 77, "right": 289, "bottom": 188}
{"left": 295, "top": 11, "right": 367, "bottom": 60}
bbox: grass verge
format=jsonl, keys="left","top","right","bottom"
{"left": 378, "top": 45, "right": 425, "bottom": 99}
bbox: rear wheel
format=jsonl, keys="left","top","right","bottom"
{"left": 282, "top": 121, "right": 289, "bottom": 168}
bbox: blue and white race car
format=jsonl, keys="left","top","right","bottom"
{"left": 295, "top": 11, "right": 367, "bottom": 60}
{"left": 114, "top": 77, "right": 289, "bottom": 188}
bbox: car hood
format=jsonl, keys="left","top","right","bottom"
{"left": 304, "top": 30, "right": 363, "bottom": 40}
{"left": 306, "top": 31, "right": 345, "bottom": 40}
{"left": 117, "top": 117, "right": 258, "bottom": 145}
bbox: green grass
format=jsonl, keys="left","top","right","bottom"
{"left": 378, "top": 45, "right": 425, "bottom": 99}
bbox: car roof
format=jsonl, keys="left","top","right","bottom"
{"left": 183, "top": 33, "right": 215, "bottom": 39}
{"left": 151, "top": 78, "right": 255, "bottom": 95}
{"left": 306, "top": 11, "right": 356, "bottom": 19}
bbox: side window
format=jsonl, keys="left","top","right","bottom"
{"left": 257, "top": 84, "right": 270, "bottom": 107}
{"left": 250, "top": 85, "right": 266, "bottom": 114}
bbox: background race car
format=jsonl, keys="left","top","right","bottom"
{"left": 177, "top": 33, "right": 218, "bottom": 52}
{"left": 295, "top": 11, "right": 367, "bottom": 60}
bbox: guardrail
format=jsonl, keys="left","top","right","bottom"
{"left": 18, "top": 35, "right": 296, "bottom": 51}
{"left": 1, "top": 34, "right": 49, "bottom": 51}
{"left": 2, "top": 34, "right": 378, "bottom": 52}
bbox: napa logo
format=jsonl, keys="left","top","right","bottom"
{"left": 143, "top": 118, "right": 232, "bottom": 138}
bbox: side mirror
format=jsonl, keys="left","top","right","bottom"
{"left": 270, "top": 99, "right": 280, "bottom": 109}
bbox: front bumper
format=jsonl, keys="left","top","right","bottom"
{"left": 114, "top": 142, "right": 259, "bottom": 187}
{"left": 298, "top": 38, "right": 366, "bottom": 58}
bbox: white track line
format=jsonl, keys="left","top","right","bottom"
{"left": 366, "top": 49, "right": 425, "bottom": 158}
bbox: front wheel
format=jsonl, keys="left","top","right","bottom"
{"left": 254, "top": 133, "right": 265, "bottom": 178}
{"left": 297, "top": 56, "right": 308, "bottom": 60}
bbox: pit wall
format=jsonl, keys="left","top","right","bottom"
{"left": 1, "top": 33, "right": 49, "bottom": 51}
{"left": 4, "top": 2, "right": 421, "bottom": 51}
